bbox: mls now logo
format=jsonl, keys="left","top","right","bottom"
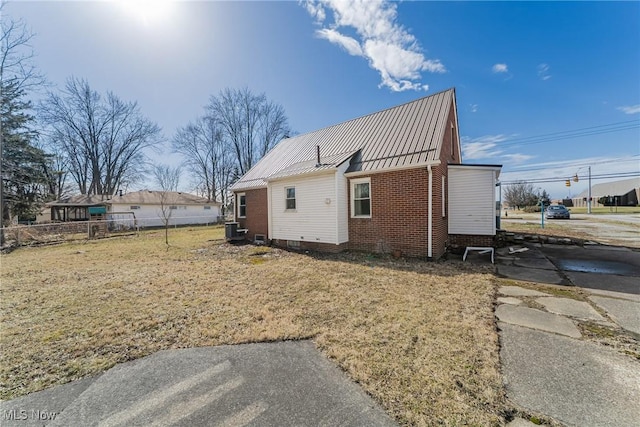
{"left": 1, "top": 409, "right": 58, "bottom": 421}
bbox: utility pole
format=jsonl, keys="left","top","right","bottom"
{"left": 587, "top": 166, "right": 592, "bottom": 214}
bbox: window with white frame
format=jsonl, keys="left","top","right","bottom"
{"left": 351, "top": 178, "right": 371, "bottom": 218}
{"left": 238, "top": 193, "right": 246, "bottom": 218}
{"left": 285, "top": 187, "right": 296, "bottom": 210}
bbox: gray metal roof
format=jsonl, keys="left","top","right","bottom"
{"left": 108, "top": 190, "right": 219, "bottom": 205}
{"left": 267, "top": 150, "right": 359, "bottom": 181}
{"left": 232, "top": 88, "right": 456, "bottom": 191}
{"left": 46, "top": 194, "right": 110, "bottom": 207}
{"left": 48, "top": 191, "right": 221, "bottom": 207}
{"left": 576, "top": 177, "right": 640, "bottom": 198}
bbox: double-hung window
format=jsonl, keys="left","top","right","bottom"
{"left": 351, "top": 178, "right": 371, "bottom": 218}
{"left": 238, "top": 193, "right": 246, "bottom": 218}
{"left": 285, "top": 187, "right": 296, "bottom": 210}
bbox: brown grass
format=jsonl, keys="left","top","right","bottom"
{"left": 0, "top": 226, "right": 506, "bottom": 425}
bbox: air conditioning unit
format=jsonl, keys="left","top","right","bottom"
{"left": 225, "top": 222, "right": 247, "bottom": 241}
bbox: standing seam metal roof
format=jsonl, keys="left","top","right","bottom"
{"left": 232, "top": 88, "right": 456, "bottom": 191}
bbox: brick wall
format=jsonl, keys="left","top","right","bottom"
{"left": 348, "top": 168, "right": 430, "bottom": 258}
{"left": 346, "top": 104, "right": 461, "bottom": 259}
{"left": 237, "top": 188, "right": 268, "bottom": 241}
{"left": 431, "top": 102, "right": 461, "bottom": 259}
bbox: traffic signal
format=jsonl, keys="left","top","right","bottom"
{"left": 573, "top": 174, "right": 579, "bottom": 182}
{"left": 565, "top": 179, "right": 571, "bottom": 187}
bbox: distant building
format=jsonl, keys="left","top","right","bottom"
{"left": 573, "top": 178, "right": 639, "bottom": 207}
{"left": 41, "top": 191, "right": 222, "bottom": 227}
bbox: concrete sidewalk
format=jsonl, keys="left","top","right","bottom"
{"left": 0, "top": 341, "right": 397, "bottom": 427}
{"left": 494, "top": 241, "right": 640, "bottom": 427}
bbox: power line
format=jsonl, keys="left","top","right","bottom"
{"left": 505, "top": 155, "right": 640, "bottom": 173}
{"left": 501, "top": 171, "right": 640, "bottom": 185}
{"left": 492, "top": 120, "right": 639, "bottom": 148}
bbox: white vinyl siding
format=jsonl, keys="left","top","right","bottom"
{"left": 108, "top": 203, "right": 220, "bottom": 228}
{"left": 448, "top": 167, "right": 497, "bottom": 235}
{"left": 270, "top": 171, "right": 346, "bottom": 244}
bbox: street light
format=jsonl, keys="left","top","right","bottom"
{"left": 573, "top": 166, "right": 592, "bottom": 214}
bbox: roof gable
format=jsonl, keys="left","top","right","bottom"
{"left": 232, "top": 88, "right": 456, "bottom": 190}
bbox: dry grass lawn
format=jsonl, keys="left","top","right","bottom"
{"left": 1, "top": 226, "right": 506, "bottom": 425}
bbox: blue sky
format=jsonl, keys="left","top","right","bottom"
{"left": 5, "top": 0, "right": 640, "bottom": 199}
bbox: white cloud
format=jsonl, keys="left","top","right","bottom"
{"left": 304, "top": 0, "right": 326, "bottom": 22}
{"left": 316, "top": 28, "right": 363, "bottom": 56}
{"left": 302, "top": 0, "right": 445, "bottom": 92}
{"left": 537, "top": 63, "right": 551, "bottom": 80}
{"left": 469, "top": 104, "right": 478, "bottom": 113}
{"left": 461, "top": 135, "right": 507, "bottom": 159}
{"left": 501, "top": 153, "right": 534, "bottom": 163}
{"left": 617, "top": 105, "right": 640, "bottom": 114}
{"left": 492, "top": 63, "right": 508, "bottom": 73}
{"left": 462, "top": 134, "right": 532, "bottom": 163}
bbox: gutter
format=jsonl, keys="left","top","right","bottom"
{"left": 427, "top": 164, "right": 433, "bottom": 259}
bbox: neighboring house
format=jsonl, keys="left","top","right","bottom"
{"left": 231, "top": 88, "right": 501, "bottom": 259}
{"left": 42, "top": 191, "right": 222, "bottom": 228}
{"left": 107, "top": 190, "right": 222, "bottom": 228}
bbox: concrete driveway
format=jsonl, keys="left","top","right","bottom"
{"left": 0, "top": 341, "right": 397, "bottom": 427}
{"left": 494, "top": 242, "right": 640, "bottom": 426}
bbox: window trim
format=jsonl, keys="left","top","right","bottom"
{"left": 351, "top": 177, "right": 371, "bottom": 218}
{"left": 237, "top": 193, "right": 246, "bottom": 218}
{"left": 285, "top": 186, "right": 296, "bottom": 211}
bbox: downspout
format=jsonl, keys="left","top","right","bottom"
{"left": 427, "top": 165, "right": 433, "bottom": 259}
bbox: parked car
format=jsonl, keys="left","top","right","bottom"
{"left": 545, "top": 204, "right": 570, "bottom": 219}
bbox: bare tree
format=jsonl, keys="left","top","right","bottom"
{"left": 1, "top": 3, "right": 49, "bottom": 244}
{"left": 0, "top": 2, "right": 46, "bottom": 93}
{"left": 504, "top": 181, "right": 541, "bottom": 210}
{"left": 208, "top": 87, "right": 290, "bottom": 176}
{"left": 153, "top": 164, "right": 181, "bottom": 246}
{"left": 172, "top": 115, "right": 233, "bottom": 205}
{"left": 39, "top": 77, "right": 161, "bottom": 196}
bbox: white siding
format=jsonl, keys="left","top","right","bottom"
{"left": 108, "top": 203, "right": 220, "bottom": 228}
{"left": 448, "top": 168, "right": 496, "bottom": 235}
{"left": 270, "top": 172, "right": 340, "bottom": 244}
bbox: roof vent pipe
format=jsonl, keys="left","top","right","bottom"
{"left": 316, "top": 145, "right": 321, "bottom": 167}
